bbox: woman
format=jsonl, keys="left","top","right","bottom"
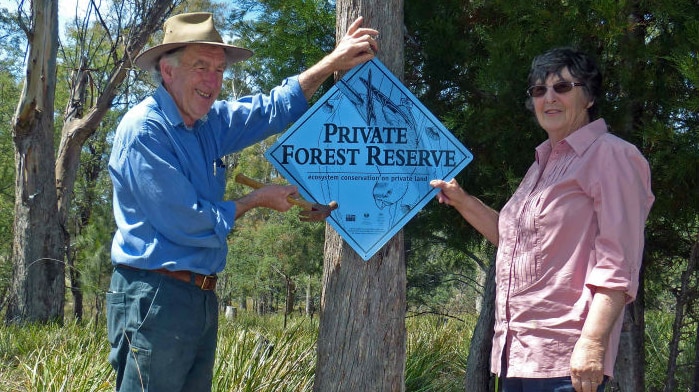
{"left": 430, "top": 47, "right": 654, "bottom": 392}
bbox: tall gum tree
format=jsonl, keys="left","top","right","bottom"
{"left": 8, "top": 0, "right": 63, "bottom": 323}
{"left": 314, "top": 1, "right": 407, "bottom": 391}
{"left": 6, "top": 0, "right": 179, "bottom": 323}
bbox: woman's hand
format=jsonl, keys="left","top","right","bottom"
{"left": 571, "top": 287, "right": 626, "bottom": 392}
{"left": 429, "top": 178, "right": 500, "bottom": 245}
{"left": 570, "top": 336, "right": 605, "bottom": 392}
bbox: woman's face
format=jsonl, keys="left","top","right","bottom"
{"left": 531, "top": 67, "right": 593, "bottom": 142}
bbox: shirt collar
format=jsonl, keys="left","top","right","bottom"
{"left": 535, "top": 118, "right": 608, "bottom": 164}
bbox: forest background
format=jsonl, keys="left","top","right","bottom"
{"left": 0, "top": 0, "right": 697, "bottom": 391}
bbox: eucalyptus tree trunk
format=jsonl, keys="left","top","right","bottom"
{"left": 316, "top": 227, "right": 406, "bottom": 392}
{"left": 6, "top": 0, "right": 178, "bottom": 324}
{"left": 314, "top": 5, "right": 406, "bottom": 389}
{"left": 465, "top": 260, "right": 496, "bottom": 391}
{"left": 315, "top": 2, "right": 407, "bottom": 370}
{"left": 612, "top": 296, "right": 646, "bottom": 392}
{"left": 6, "top": 0, "right": 64, "bottom": 324}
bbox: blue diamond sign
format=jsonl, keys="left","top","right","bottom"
{"left": 265, "top": 59, "right": 473, "bottom": 260}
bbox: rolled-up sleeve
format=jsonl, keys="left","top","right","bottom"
{"left": 587, "top": 143, "right": 654, "bottom": 302}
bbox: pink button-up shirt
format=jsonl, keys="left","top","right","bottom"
{"left": 491, "top": 119, "right": 654, "bottom": 378}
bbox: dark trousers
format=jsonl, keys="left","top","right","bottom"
{"left": 106, "top": 266, "right": 219, "bottom": 392}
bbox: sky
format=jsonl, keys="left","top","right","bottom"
{"left": 57, "top": 0, "right": 92, "bottom": 24}
{"left": 1, "top": 0, "right": 93, "bottom": 37}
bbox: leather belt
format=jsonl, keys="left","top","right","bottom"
{"left": 118, "top": 264, "right": 217, "bottom": 291}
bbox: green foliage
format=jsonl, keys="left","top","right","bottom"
{"left": 0, "top": 320, "right": 112, "bottom": 391}
{"left": 223, "top": 201, "right": 325, "bottom": 311}
{"left": 405, "top": 316, "right": 473, "bottom": 391}
{"left": 226, "top": 0, "right": 335, "bottom": 97}
{"left": 645, "top": 309, "right": 697, "bottom": 390}
{"left": 0, "top": 8, "right": 26, "bottom": 78}
{"left": 0, "top": 311, "right": 688, "bottom": 392}
{"left": 0, "top": 313, "right": 475, "bottom": 391}
{"left": 214, "top": 315, "right": 318, "bottom": 391}
{"left": 407, "top": 237, "right": 490, "bottom": 316}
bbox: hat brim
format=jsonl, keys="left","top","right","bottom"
{"left": 133, "top": 42, "right": 253, "bottom": 71}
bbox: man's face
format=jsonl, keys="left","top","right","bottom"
{"left": 160, "top": 44, "right": 227, "bottom": 127}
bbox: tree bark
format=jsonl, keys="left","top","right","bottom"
{"left": 313, "top": 4, "right": 406, "bottom": 390}
{"left": 6, "top": 0, "right": 64, "bottom": 324}
{"left": 690, "top": 235, "right": 699, "bottom": 392}
{"left": 315, "top": 226, "right": 406, "bottom": 392}
{"left": 465, "top": 260, "right": 496, "bottom": 392}
{"left": 612, "top": 299, "right": 645, "bottom": 392}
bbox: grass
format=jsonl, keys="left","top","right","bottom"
{"left": 0, "top": 312, "right": 473, "bottom": 392}
{"left": 0, "top": 321, "right": 112, "bottom": 391}
{"left": 405, "top": 316, "right": 471, "bottom": 391}
{"left": 0, "top": 310, "right": 685, "bottom": 391}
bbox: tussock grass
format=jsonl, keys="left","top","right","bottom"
{"left": 405, "top": 316, "right": 472, "bottom": 392}
{"left": 0, "top": 320, "right": 112, "bottom": 391}
{"left": 0, "top": 312, "right": 473, "bottom": 391}
{"left": 213, "top": 315, "right": 317, "bottom": 391}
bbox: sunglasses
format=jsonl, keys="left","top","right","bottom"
{"left": 527, "top": 81, "right": 585, "bottom": 98}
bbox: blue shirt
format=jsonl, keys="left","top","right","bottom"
{"left": 109, "top": 77, "right": 308, "bottom": 274}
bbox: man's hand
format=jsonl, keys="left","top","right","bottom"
{"left": 234, "top": 185, "right": 299, "bottom": 218}
{"left": 298, "top": 16, "right": 378, "bottom": 100}
{"left": 325, "top": 16, "right": 379, "bottom": 71}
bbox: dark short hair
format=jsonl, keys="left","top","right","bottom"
{"left": 525, "top": 47, "right": 603, "bottom": 118}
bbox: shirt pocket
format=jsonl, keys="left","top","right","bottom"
{"left": 213, "top": 158, "right": 227, "bottom": 194}
{"left": 106, "top": 291, "right": 126, "bottom": 345}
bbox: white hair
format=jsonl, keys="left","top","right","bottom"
{"left": 151, "top": 48, "right": 185, "bottom": 84}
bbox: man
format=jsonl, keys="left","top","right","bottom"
{"left": 106, "top": 12, "right": 378, "bottom": 391}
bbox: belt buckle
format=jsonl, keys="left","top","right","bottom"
{"left": 200, "top": 275, "right": 215, "bottom": 290}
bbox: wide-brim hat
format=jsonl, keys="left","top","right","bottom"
{"left": 134, "top": 12, "right": 253, "bottom": 71}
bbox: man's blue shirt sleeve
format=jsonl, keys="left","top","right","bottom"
{"left": 109, "top": 76, "right": 307, "bottom": 274}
